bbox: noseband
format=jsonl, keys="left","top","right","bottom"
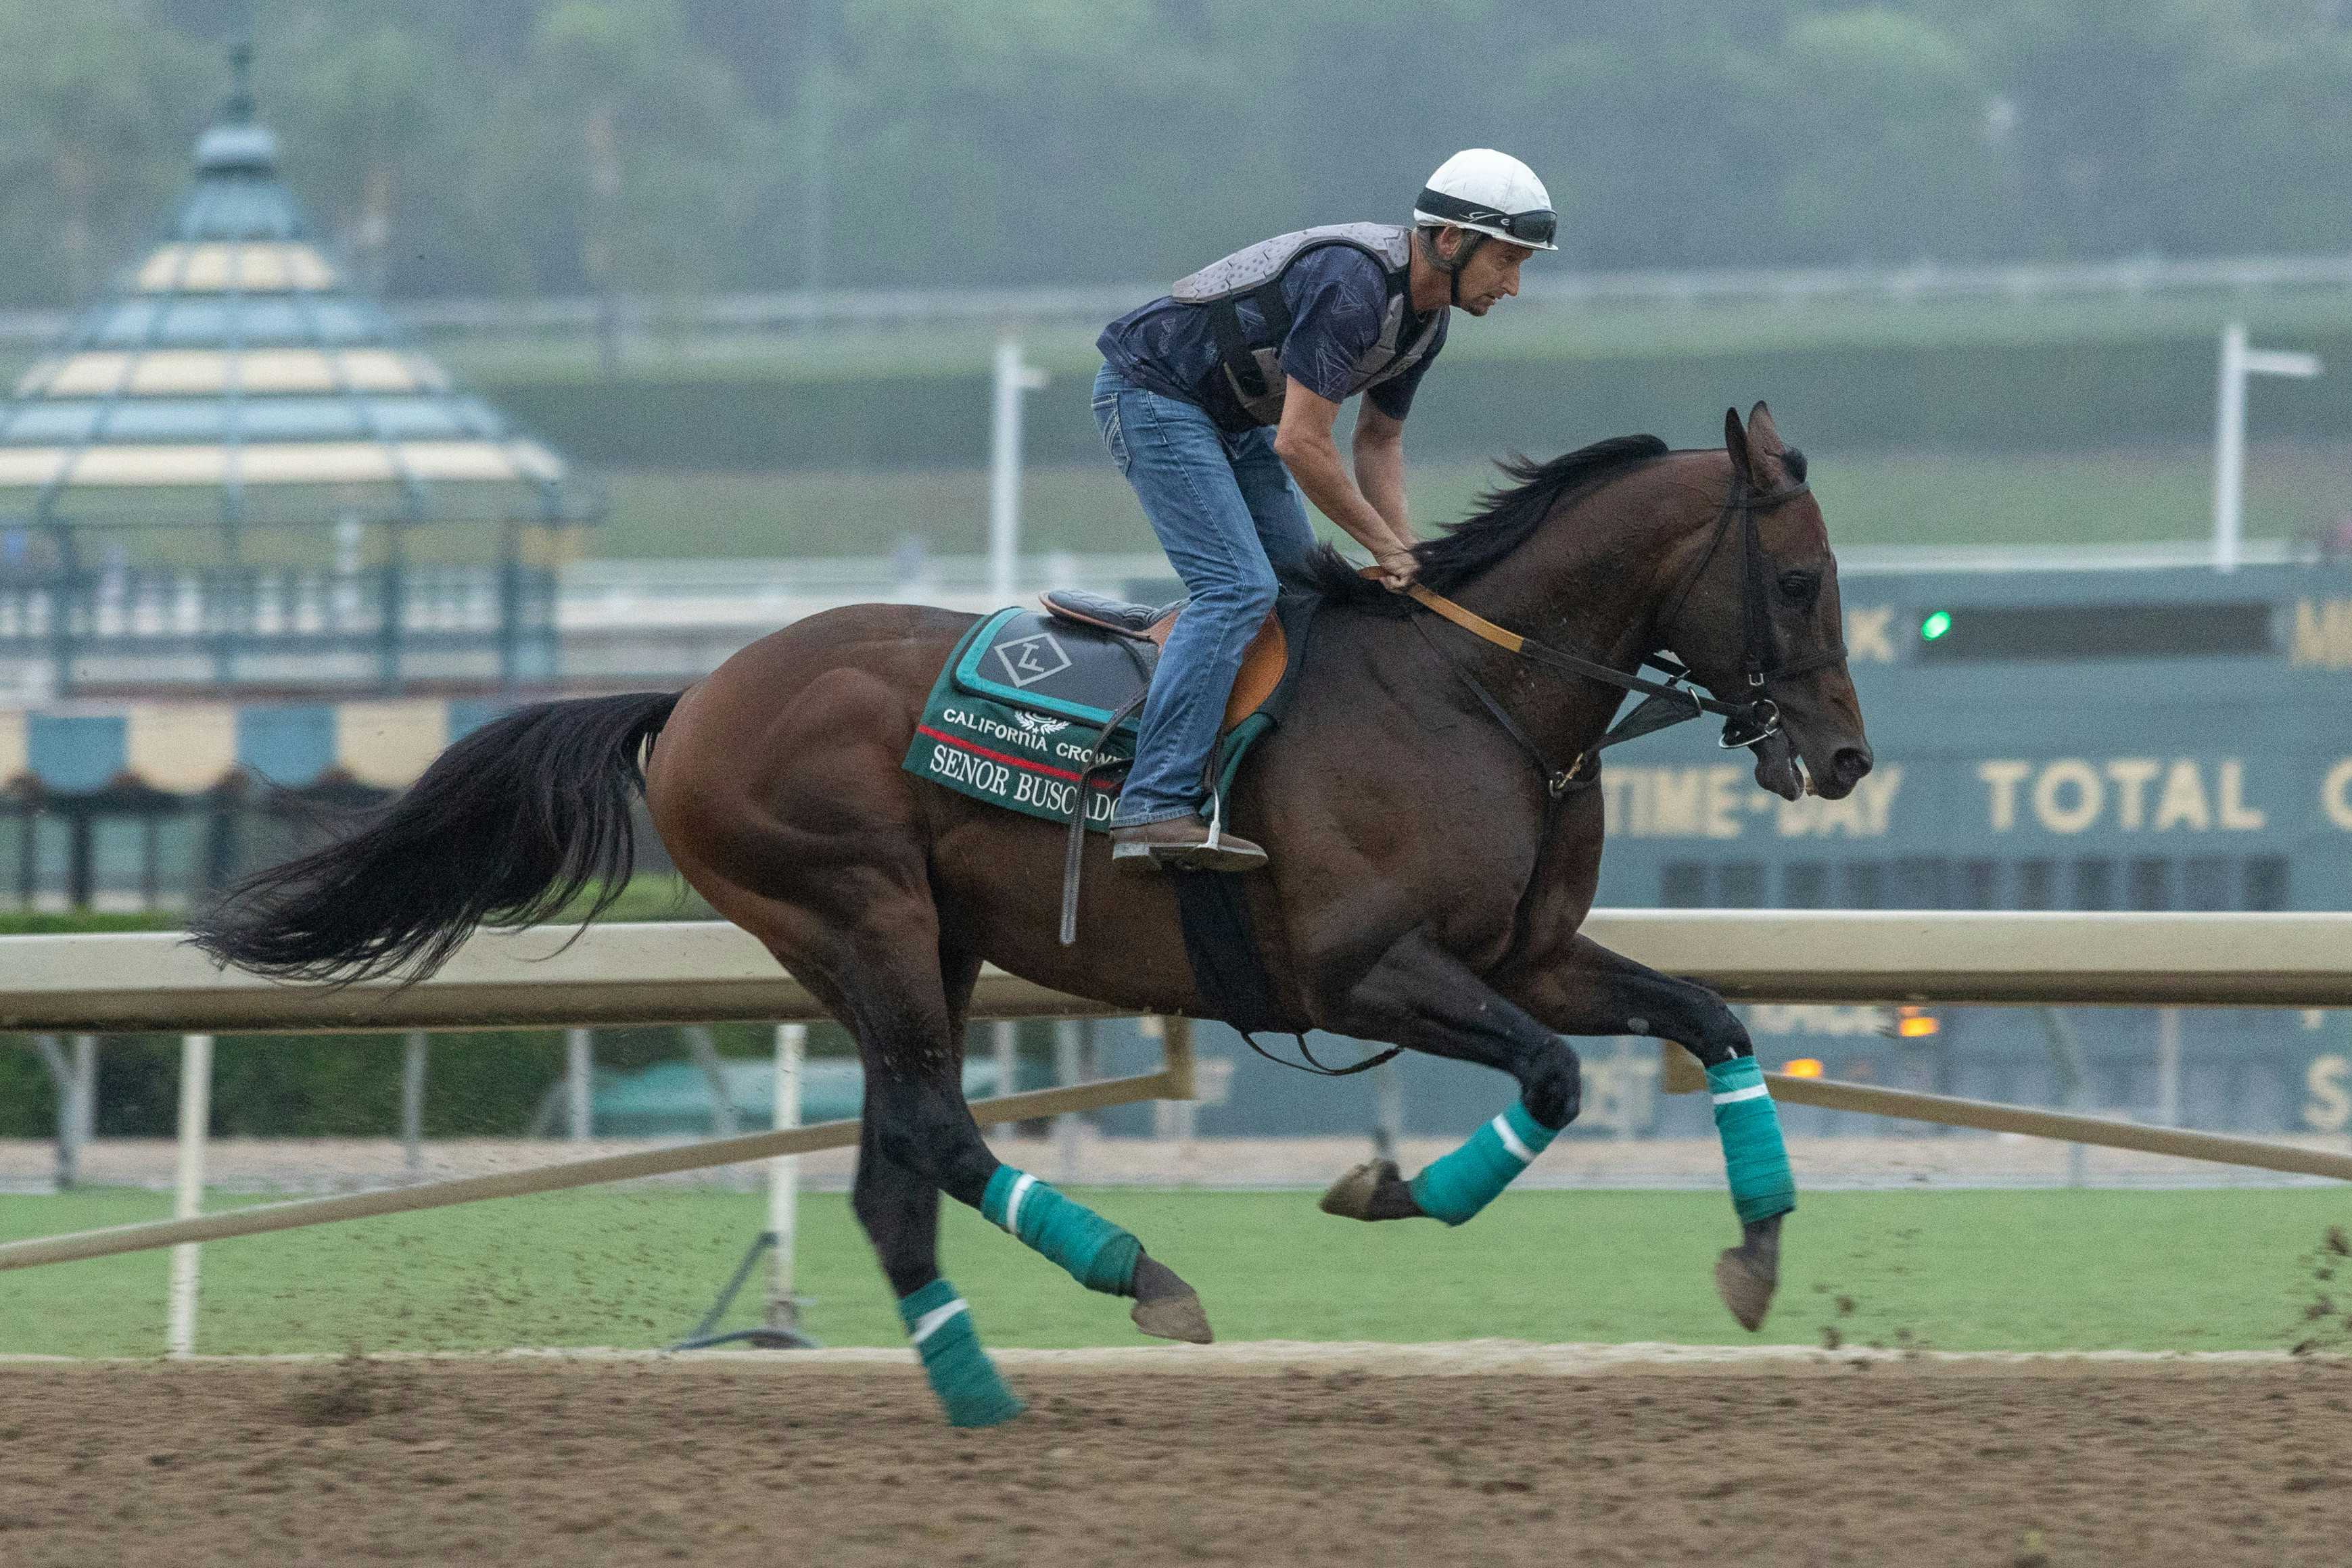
{"left": 1405, "top": 471, "right": 1842, "bottom": 793}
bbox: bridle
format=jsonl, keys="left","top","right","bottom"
{"left": 1406, "top": 471, "right": 1844, "bottom": 797}
{"left": 1654, "top": 471, "right": 1848, "bottom": 744}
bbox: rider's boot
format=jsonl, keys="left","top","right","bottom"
{"left": 1109, "top": 815, "right": 1268, "bottom": 872}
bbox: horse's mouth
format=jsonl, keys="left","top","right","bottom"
{"left": 1754, "top": 749, "right": 1806, "bottom": 802}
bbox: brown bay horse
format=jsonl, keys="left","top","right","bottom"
{"left": 195, "top": 403, "right": 1871, "bottom": 1426}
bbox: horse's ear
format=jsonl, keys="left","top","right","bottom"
{"left": 1731, "top": 402, "right": 1789, "bottom": 490}
{"left": 1723, "top": 406, "right": 1754, "bottom": 485}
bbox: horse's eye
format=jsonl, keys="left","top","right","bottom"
{"left": 1777, "top": 571, "right": 1819, "bottom": 609}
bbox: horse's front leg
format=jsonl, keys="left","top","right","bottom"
{"left": 1494, "top": 932, "right": 1793, "bottom": 1331}
{"left": 1312, "top": 928, "right": 1584, "bottom": 1227}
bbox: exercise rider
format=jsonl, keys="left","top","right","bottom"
{"left": 1092, "top": 148, "right": 1557, "bottom": 872}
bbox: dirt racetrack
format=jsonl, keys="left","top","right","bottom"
{"left": 2, "top": 1350, "right": 2347, "bottom": 1567}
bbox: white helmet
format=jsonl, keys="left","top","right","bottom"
{"left": 1413, "top": 149, "right": 1558, "bottom": 251}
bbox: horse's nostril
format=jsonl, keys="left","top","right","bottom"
{"left": 1832, "top": 748, "right": 1873, "bottom": 787}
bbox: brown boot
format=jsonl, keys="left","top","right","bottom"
{"left": 1109, "top": 815, "right": 1269, "bottom": 872}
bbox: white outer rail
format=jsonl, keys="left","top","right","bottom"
{"left": 7, "top": 911, "right": 2352, "bottom": 1283}
{"left": 5, "top": 911, "right": 2352, "bottom": 1035}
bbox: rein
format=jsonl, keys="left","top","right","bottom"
{"left": 1403, "top": 475, "right": 1841, "bottom": 783}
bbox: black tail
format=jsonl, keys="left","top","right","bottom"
{"left": 190, "top": 690, "right": 682, "bottom": 984}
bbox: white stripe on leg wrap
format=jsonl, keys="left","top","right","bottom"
{"left": 1490, "top": 1112, "right": 1535, "bottom": 1164}
{"left": 909, "top": 1298, "right": 970, "bottom": 1345}
{"left": 1712, "top": 1084, "right": 1770, "bottom": 1106}
{"left": 1002, "top": 1172, "right": 1036, "bottom": 1235}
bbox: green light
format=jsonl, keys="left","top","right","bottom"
{"left": 1920, "top": 611, "right": 1952, "bottom": 642}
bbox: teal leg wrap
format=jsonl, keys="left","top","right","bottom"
{"left": 898, "top": 1279, "right": 1025, "bottom": 1427}
{"left": 1406, "top": 1099, "right": 1559, "bottom": 1227}
{"left": 981, "top": 1167, "right": 1142, "bottom": 1295}
{"left": 1708, "top": 1056, "right": 1796, "bottom": 1225}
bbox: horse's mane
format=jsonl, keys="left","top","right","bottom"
{"left": 1292, "top": 433, "right": 1672, "bottom": 609}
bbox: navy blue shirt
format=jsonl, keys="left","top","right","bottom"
{"left": 1098, "top": 243, "right": 1446, "bottom": 434}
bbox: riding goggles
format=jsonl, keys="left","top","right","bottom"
{"left": 1413, "top": 188, "right": 1558, "bottom": 247}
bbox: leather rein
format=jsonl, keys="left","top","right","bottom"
{"left": 1405, "top": 474, "right": 1843, "bottom": 798}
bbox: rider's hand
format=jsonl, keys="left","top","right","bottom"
{"left": 1375, "top": 547, "right": 1420, "bottom": 594}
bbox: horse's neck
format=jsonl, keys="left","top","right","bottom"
{"left": 1447, "top": 467, "right": 1701, "bottom": 758}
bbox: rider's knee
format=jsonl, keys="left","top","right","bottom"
{"left": 1194, "top": 563, "right": 1279, "bottom": 621}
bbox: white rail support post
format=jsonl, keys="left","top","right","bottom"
{"left": 2212, "top": 321, "right": 2321, "bottom": 573}
{"left": 2155, "top": 1007, "right": 2183, "bottom": 1128}
{"left": 166, "top": 1032, "right": 212, "bottom": 1358}
{"left": 1054, "top": 1018, "right": 1085, "bottom": 1183}
{"left": 992, "top": 1020, "right": 1018, "bottom": 1105}
{"left": 1371, "top": 1056, "right": 1403, "bottom": 1164}
{"left": 565, "top": 1027, "right": 594, "bottom": 1141}
{"left": 684, "top": 1026, "right": 740, "bottom": 1139}
{"left": 1143, "top": 1016, "right": 1198, "bottom": 1146}
{"left": 987, "top": 335, "right": 1050, "bottom": 604}
{"left": 34, "top": 1037, "right": 71, "bottom": 1189}
{"left": 401, "top": 1032, "right": 427, "bottom": 1181}
{"left": 72, "top": 1034, "right": 95, "bottom": 1166}
{"left": 768, "top": 1023, "right": 806, "bottom": 1337}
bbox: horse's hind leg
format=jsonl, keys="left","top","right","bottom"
{"left": 730, "top": 892, "right": 1211, "bottom": 1423}
{"left": 925, "top": 939, "right": 1208, "bottom": 1343}
{"left": 758, "top": 920, "right": 1024, "bottom": 1425}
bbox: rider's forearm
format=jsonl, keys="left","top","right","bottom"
{"left": 1274, "top": 426, "right": 1409, "bottom": 557}
{"left": 1353, "top": 429, "right": 1412, "bottom": 543}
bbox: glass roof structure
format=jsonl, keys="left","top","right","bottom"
{"left": 0, "top": 50, "right": 600, "bottom": 533}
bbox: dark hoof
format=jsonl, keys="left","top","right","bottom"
{"left": 1130, "top": 1254, "right": 1213, "bottom": 1344}
{"left": 1319, "top": 1159, "right": 1424, "bottom": 1221}
{"left": 1714, "top": 1245, "right": 1778, "bottom": 1331}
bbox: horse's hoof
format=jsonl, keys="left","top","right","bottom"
{"left": 1714, "top": 1245, "right": 1778, "bottom": 1331}
{"left": 1131, "top": 1291, "right": 1213, "bottom": 1344}
{"left": 1319, "top": 1159, "right": 1423, "bottom": 1221}
{"left": 1129, "top": 1255, "right": 1213, "bottom": 1344}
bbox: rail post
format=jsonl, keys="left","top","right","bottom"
{"left": 766, "top": 1022, "right": 809, "bottom": 1342}
{"left": 565, "top": 1027, "right": 593, "bottom": 1141}
{"left": 400, "top": 1032, "right": 427, "bottom": 1181}
{"left": 166, "top": 1032, "right": 212, "bottom": 1357}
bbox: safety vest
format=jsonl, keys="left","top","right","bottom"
{"left": 1169, "top": 222, "right": 1442, "bottom": 427}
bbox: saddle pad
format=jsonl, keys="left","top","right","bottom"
{"left": 953, "top": 608, "right": 1156, "bottom": 726}
{"left": 905, "top": 611, "right": 1274, "bottom": 832}
{"left": 956, "top": 604, "right": 1290, "bottom": 731}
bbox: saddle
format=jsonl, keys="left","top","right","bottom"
{"left": 952, "top": 588, "right": 1288, "bottom": 734}
{"left": 904, "top": 589, "right": 1310, "bottom": 837}
{"left": 899, "top": 586, "right": 1322, "bottom": 1042}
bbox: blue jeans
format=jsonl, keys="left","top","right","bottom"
{"left": 1091, "top": 364, "right": 1315, "bottom": 826}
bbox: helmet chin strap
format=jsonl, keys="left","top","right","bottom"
{"left": 1419, "top": 226, "right": 1485, "bottom": 308}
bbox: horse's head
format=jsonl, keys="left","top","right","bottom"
{"left": 1654, "top": 403, "right": 1873, "bottom": 802}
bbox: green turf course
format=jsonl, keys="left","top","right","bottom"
{"left": 592, "top": 442, "right": 2351, "bottom": 562}
{"left": 3, "top": 1187, "right": 2345, "bottom": 1359}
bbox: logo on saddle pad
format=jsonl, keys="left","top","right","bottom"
{"left": 993, "top": 632, "right": 1073, "bottom": 688}
{"left": 1014, "top": 711, "right": 1068, "bottom": 735}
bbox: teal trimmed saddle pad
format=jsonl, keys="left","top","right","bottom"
{"left": 903, "top": 591, "right": 1311, "bottom": 830}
